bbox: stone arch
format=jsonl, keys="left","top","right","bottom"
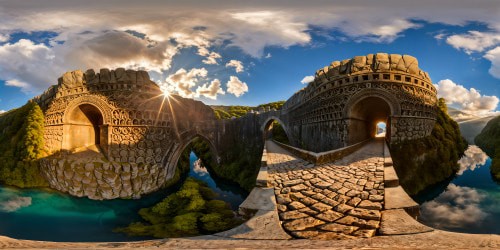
{"left": 161, "top": 130, "right": 219, "bottom": 183}
{"left": 343, "top": 89, "right": 401, "bottom": 145}
{"left": 63, "top": 95, "right": 113, "bottom": 124}
{"left": 260, "top": 116, "right": 291, "bottom": 142}
{"left": 62, "top": 95, "right": 113, "bottom": 152}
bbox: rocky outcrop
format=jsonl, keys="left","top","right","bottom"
{"left": 40, "top": 156, "right": 167, "bottom": 200}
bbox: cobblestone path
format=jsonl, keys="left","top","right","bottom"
{"left": 266, "top": 139, "right": 385, "bottom": 240}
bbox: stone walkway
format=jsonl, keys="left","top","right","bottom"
{"left": 266, "top": 139, "right": 385, "bottom": 240}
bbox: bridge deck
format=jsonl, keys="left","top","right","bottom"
{"left": 266, "top": 139, "right": 385, "bottom": 239}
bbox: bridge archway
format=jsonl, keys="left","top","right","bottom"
{"left": 162, "top": 132, "right": 219, "bottom": 183}
{"left": 261, "top": 116, "right": 291, "bottom": 144}
{"left": 345, "top": 90, "right": 400, "bottom": 145}
{"left": 63, "top": 104, "right": 104, "bottom": 151}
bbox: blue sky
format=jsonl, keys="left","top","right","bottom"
{"left": 0, "top": 0, "right": 499, "bottom": 117}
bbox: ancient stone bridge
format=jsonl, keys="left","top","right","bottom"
{"left": 259, "top": 53, "right": 438, "bottom": 152}
{"left": 33, "top": 53, "right": 437, "bottom": 202}
{"left": 2, "top": 53, "right": 498, "bottom": 247}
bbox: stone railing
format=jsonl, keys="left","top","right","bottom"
{"left": 271, "top": 139, "right": 369, "bottom": 165}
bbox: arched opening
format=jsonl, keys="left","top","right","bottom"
{"left": 65, "top": 104, "right": 104, "bottom": 151}
{"left": 263, "top": 119, "right": 290, "bottom": 144}
{"left": 376, "top": 121, "right": 386, "bottom": 137}
{"left": 173, "top": 135, "right": 247, "bottom": 209}
{"left": 347, "top": 96, "right": 392, "bottom": 144}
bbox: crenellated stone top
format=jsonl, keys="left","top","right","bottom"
{"left": 33, "top": 68, "right": 158, "bottom": 110}
{"left": 315, "top": 53, "right": 430, "bottom": 82}
{"left": 58, "top": 68, "right": 153, "bottom": 89}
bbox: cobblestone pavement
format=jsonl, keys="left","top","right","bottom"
{"left": 266, "top": 139, "right": 385, "bottom": 240}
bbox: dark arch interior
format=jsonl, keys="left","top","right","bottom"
{"left": 66, "top": 104, "right": 104, "bottom": 150}
{"left": 264, "top": 119, "right": 290, "bottom": 144}
{"left": 348, "top": 96, "right": 391, "bottom": 144}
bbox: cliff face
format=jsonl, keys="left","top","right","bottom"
{"left": 475, "top": 116, "right": 500, "bottom": 179}
{"left": 390, "top": 100, "right": 467, "bottom": 195}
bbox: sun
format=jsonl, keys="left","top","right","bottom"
{"left": 159, "top": 85, "right": 171, "bottom": 98}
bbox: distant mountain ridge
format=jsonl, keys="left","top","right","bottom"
{"left": 447, "top": 107, "right": 496, "bottom": 144}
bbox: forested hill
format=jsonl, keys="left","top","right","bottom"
{"left": 211, "top": 101, "right": 285, "bottom": 119}
{"left": 0, "top": 101, "right": 48, "bottom": 188}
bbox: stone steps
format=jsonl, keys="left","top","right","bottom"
{"left": 384, "top": 186, "right": 419, "bottom": 218}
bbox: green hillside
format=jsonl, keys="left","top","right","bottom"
{"left": 475, "top": 116, "right": 500, "bottom": 179}
{"left": 212, "top": 101, "right": 285, "bottom": 119}
{"left": 391, "top": 98, "right": 468, "bottom": 195}
{"left": 0, "top": 102, "right": 48, "bottom": 188}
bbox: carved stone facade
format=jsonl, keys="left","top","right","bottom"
{"left": 33, "top": 53, "right": 438, "bottom": 200}
{"left": 36, "top": 68, "right": 217, "bottom": 200}
{"left": 278, "top": 53, "right": 437, "bottom": 152}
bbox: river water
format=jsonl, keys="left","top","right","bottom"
{"left": 414, "top": 145, "right": 500, "bottom": 234}
{"left": 0, "top": 152, "right": 247, "bottom": 242}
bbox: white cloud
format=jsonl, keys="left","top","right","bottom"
{"left": 229, "top": 11, "right": 311, "bottom": 57}
{"left": 446, "top": 31, "right": 500, "bottom": 54}
{"left": 421, "top": 184, "right": 487, "bottom": 228}
{"left": 1, "top": 1, "right": 500, "bottom": 93}
{"left": 265, "top": 53, "right": 272, "bottom": 58}
{"left": 0, "top": 110, "right": 5, "bottom": 114}
{"left": 196, "top": 79, "right": 225, "bottom": 100}
{"left": 226, "top": 76, "right": 248, "bottom": 97}
{"left": 457, "top": 145, "right": 488, "bottom": 175}
{"left": 435, "top": 79, "right": 499, "bottom": 116}
{"left": 301, "top": 75, "right": 315, "bottom": 84}
{"left": 0, "top": 33, "right": 9, "bottom": 43}
{"left": 202, "top": 51, "right": 221, "bottom": 65}
{"left": 225, "top": 60, "right": 244, "bottom": 73}
{"left": 484, "top": 46, "right": 500, "bottom": 79}
{"left": 163, "top": 68, "right": 208, "bottom": 98}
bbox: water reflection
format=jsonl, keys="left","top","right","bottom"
{"left": 192, "top": 159, "right": 209, "bottom": 177}
{"left": 420, "top": 184, "right": 487, "bottom": 228}
{"left": 457, "top": 145, "right": 488, "bottom": 175}
{"left": 416, "top": 145, "right": 500, "bottom": 234}
{"left": 0, "top": 188, "right": 32, "bottom": 212}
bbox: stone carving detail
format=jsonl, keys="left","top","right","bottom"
{"left": 279, "top": 53, "right": 438, "bottom": 152}
{"left": 36, "top": 68, "right": 216, "bottom": 200}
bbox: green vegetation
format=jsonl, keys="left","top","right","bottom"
{"left": 270, "top": 121, "right": 289, "bottom": 144}
{"left": 190, "top": 137, "right": 259, "bottom": 191}
{"left": 212, "top": 101, "right": 285, "bottom": 120}
{"left": 390, "top": 98, "right": 468, "bottom": 195}
{"left": 115, "top": 177, "right": 242, "bottom": 238}
{"left": 475, "top": 115, "right": 500, "bottom": 179}
{"left": 0, "top": 102, "right": 49, "bottom": 188}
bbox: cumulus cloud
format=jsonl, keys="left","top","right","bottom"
{"left": 421, "top": 184, "right": 487, "bottom": 228}
{"left": 202, "top": 52, "right": 222, "bottom": 65}
{"left": 301, "top": 75, "right": 315, "bottom": 84}
{"left": 0, "top": 196, "right": 32, "bottom": 212}
{"left": 164, "top": 68, "right": 208, "bottom": 98}
{"left": 435, "top": 79, "right": 499, "bottom": 116}
{"left": 1, "top": 0, "right": 500, "bottom": 93}
{"left": 457, "top": 145, "right": 488, "bottom": 175}
{"left": 484, "top": 46, "right": 500, "bottom": 79}
{"left": 0, "top": 33, "right": 9, "bottom": 43}
{"left": 444, "top": 31, "right": 500, "bottom": 79}
{"left": 446, "top": 31, "right": 500, "bottom": 54}
{"left": 225, "top": 60, "right": 244, "bottom": 73}
{"left": 226, "top": 76, "right": 248, "bottom": 97}
{"left": 196, "top": 79, "right": 225, "bottom": 100}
